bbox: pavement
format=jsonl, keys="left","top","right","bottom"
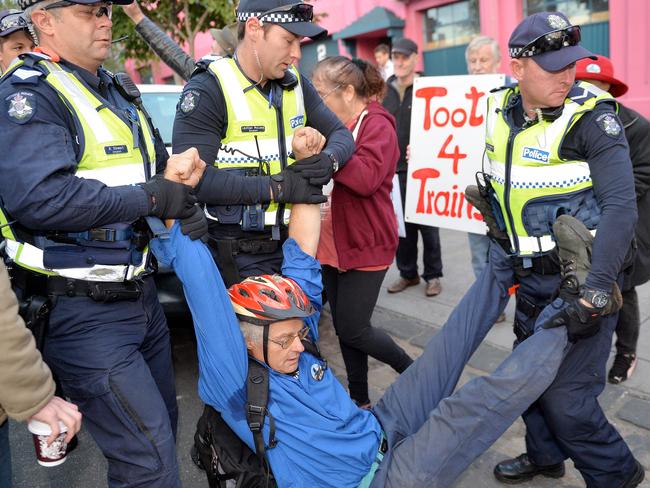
{"left": 7, "top": 227, "right": 650, "bottom": 487}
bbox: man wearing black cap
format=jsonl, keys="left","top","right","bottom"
{"left": 472, "top": 11, "right": 644, "bottom": 487}
{"left": 173, "top": 0, "right": 355, "bottom": 286}
{"left": 0, "top": 9, "right": 34, "bottom": 72}
{"left": 0, "top": 1, "right": 208, "bottom": 486}
{"left": 383, "top": 37, "right": 444, "bottom": 298}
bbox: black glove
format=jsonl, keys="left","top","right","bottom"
{"left": 180, "top": 205, "right": 209, "bottom": 243}
{"left": 287, "top": 153, "right": 333, "bottom": 186}
{"left": 142, "top": 175, "right": 197, "bottom": 219}
{"left": 542, "top": 290, "right": 603, "bottom": 342}
{"left": 270, "top": 170, "right": 327, "bottom": 204}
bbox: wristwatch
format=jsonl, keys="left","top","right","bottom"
{"left": 324, "top": 151, "right": 339, "bottom": 173}
{"left": 580, "top": 287, "right": 611, "bottom": 309}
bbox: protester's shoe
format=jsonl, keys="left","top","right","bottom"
{"left": 608, "top": 353, "right": 638, "bottom": 384}
{"left": 387, "top": 276, "right": 420, "bottom": 293}
{"left": 425, "top": 278, "right": 442, "bottom": 297}
{"left": 621, "top": 459, "right": 645, "bottom": 488}
{"left": 494, "top": 453, "right": 565, "bottom": 484}
{"left": 552, "top": 215, "right": 622, "bottom": 314}
{"left": 496, "top": 312, "right": 507, "bottom": 323}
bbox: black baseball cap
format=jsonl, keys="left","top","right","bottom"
{"left": 18, "top": 0, "right": 133, "bottom": 8}
{"left": 391, "top": 38, "right": 418, "bottom": 56}
{"left": 508, "top": 12, "right": 595, "bottom": 71}
{"left": 237, "top": 0, "right": 326, "bottom": 40}
{"left": 0, "top": 9, "right": 28, "bottom": 38}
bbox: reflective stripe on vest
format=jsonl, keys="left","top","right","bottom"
{"left": 206, "top": 58, "right": 306, "bottom": 225}
{"left": 485, "top": 82, "right": 613, "bottom": 256}
{"left": 1, "top": 58, "right": 157, "bottom": 281}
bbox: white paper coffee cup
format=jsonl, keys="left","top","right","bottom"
{"left": 27, "top": 419, "right": 68, "bottom": 467}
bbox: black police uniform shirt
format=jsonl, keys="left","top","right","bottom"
{"left": 505, "top": 91, "right": 636, "bottom": 292}
{"left": 0, "top": 58, "right": 161, "bottom": 233}
{"left": 172, "top": 62, "right": 355, "bottom": 206}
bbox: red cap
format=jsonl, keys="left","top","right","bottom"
{"left": 575, "top": 56, "right": 628, "bottom": 97}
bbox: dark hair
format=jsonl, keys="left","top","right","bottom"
{"left": 374, "top": 44, "right": 390, "bottom": 55}
{"left": 313, "top": 56, "right": 386, "bottom": 100}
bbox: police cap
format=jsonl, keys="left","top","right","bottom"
{"left": 236, "top": 0, "right": 326, "bottom": 40}
{"left": 18, "top": 0, "right": 133, "bottom": 9}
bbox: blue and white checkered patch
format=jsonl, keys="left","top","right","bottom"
{"left": 237, "top": 11, "right": 304, "bottom": 23}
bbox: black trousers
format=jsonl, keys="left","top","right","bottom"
{"left": 322, "top": 265, "right": 413, "bottom": 404}
{"left": 396, "top": 171, "right": 443, "bottom": 281}
{"left": 614, "top": 287, "right": 640, "bottom": 355}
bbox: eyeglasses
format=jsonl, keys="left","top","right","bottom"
{"left": 237, "top": 2, "right": 314, "bottom": 23}
{"left": 43, "top": 1, "right": 113, "bottom": 20}
{"left": 0, "top": 11, "right": 28, "bottom": 34}
{"left": 319, "top": 84, "right": 341, "bottom": 100}
{"left": 511, "top": 26, "right": 581, "bottom": 59}
{"left": 267, "top": 325, "right": 310, "bottom": 349}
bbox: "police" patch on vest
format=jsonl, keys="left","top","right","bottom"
{"left": 521, "top": 146, "right": 550, "bottom": 163}
{"left": 290, "top": 114, "right": 305, "bottom": 129}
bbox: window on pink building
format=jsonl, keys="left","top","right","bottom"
{"left": 525, "top": 0, "right": 609, "bottom": 25}
{"left": 423, "top": 0, "right": 480, "bottom": 50}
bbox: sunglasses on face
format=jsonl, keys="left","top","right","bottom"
{"left": 0, "top": 11, "right": 27, "bottom": 34}
{"left": 43, "top": 1, "right": 113, "bottom": 20}
{"left": 513, "top": 25, "right": 581, "bottom": 59}
{"left": 259, "top": 3, "right": 314, "bottom": 23}
{"left": 268, "top": 325, "right": 310, "bottom": 350}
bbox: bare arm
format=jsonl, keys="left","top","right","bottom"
{"left": 288, "top": 204, "right": 320, "bottom": 258}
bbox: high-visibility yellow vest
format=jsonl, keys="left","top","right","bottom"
{"left": 485, "top": 81, "right": 613, "bottom": 256}
{"left": 206, "top": 57, "right": 306, "bottom": 227}
{"left": 0, "top": 57, "right": 157, "bottom": 281}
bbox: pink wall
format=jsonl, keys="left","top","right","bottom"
{"left": 610, "top": 0, "right": 650, "bottom": 116}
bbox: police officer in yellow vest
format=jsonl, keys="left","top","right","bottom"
{"left": 473, "top": 12, "right": 644, "bottom": 488}
{"left": 173, "top": 0, "right": 355, "bottom": 286}
{"left": 0, "top": 1, "right": 207, "bottom": 486}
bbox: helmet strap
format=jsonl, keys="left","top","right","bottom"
{"left": 263, "top": 324, "right": 270, "bottom": 365}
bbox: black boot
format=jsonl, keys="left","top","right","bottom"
{"left": 494, "top": 453, "right": 565, "bottom": 484}
{"left": 621, "top": 459, "right": 645, "bottom": 488}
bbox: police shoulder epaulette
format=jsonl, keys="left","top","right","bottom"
{"left": 10, "top": 67, "right": 45, "bottom": 85}
{"left": 490, "top": 81, "right": 518, "bottom": 94}
{"left": 568, "top": 82, "right": 600, "bottom": 105}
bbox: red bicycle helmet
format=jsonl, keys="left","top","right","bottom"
{"left": 228, "top": 274, "right": 314, "bottom": 326}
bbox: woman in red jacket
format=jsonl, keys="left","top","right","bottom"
{"left": 313, "top": 57, "right": 413, "bottom": 407}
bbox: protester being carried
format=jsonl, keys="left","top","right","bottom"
{"left": 312, "top": 56, "right": 413, "bottom": 408}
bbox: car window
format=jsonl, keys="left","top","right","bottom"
{"left": 141, "top": 92, "right": 181, "bottom": 146}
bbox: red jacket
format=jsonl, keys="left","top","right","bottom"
{"left": 331, "top": 101, "right": 399, "bottom": 269}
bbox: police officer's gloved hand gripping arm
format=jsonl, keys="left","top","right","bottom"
{"left": 142, "top": 147, "right": 209, "bottom": 241}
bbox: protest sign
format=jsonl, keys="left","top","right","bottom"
{"left": 404, "top": 74, "right": 505, "bottom": 234}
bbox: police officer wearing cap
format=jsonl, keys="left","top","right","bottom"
{"left": 173, "top": 0, "right": 355, "bottom": 286}
{"left": 0, "top": 0, "right": 207, "bottom": 486}
{"left": 479, "top": 12, "right": 644, "bottom": 487}
{"left": 0, "top": 9, "right": 35, "bottom": 72}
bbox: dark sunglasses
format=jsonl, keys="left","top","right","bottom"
{"left": 43, "top": 1, "right": 113, "bottom": 19}
{"left": 259, "top": 3, "right": 314, "bottom": 23}
{"left": 0, "top": 11, "right": 28, "bottom": 34}
{"left": 513, "top": 25, "right": 581, "bottom": 59}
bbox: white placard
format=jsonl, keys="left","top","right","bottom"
{"left": 404, "top": 74, "right": 505, "bottom": 234}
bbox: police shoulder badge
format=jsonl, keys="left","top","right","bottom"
{"left": 5, "top": 91, "right": 36, "bottom": 124}
{"left": 596, "top": 113, "right": 622, "bottom": 137}
{"left": 547, "top": 14, "right": 568, "bottom": 29}
{"left": 179, "top": 90, "right": 199, "bottom": 115}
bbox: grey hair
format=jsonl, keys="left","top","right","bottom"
{"left": 465, "top": 35, "right": 501, "bottom": 63}
{"left": 24, "top": 0, "right": 60, "bottom": 45}
{"left": 239, "top": 321, "right": 264, "bottom": 345}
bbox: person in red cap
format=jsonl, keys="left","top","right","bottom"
{"left": 576, "top": 56, "right": 650, "bottom": 385}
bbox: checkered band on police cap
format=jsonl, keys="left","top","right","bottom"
{"left": 237, "top": 10, "right": 302, "bottom": 23}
